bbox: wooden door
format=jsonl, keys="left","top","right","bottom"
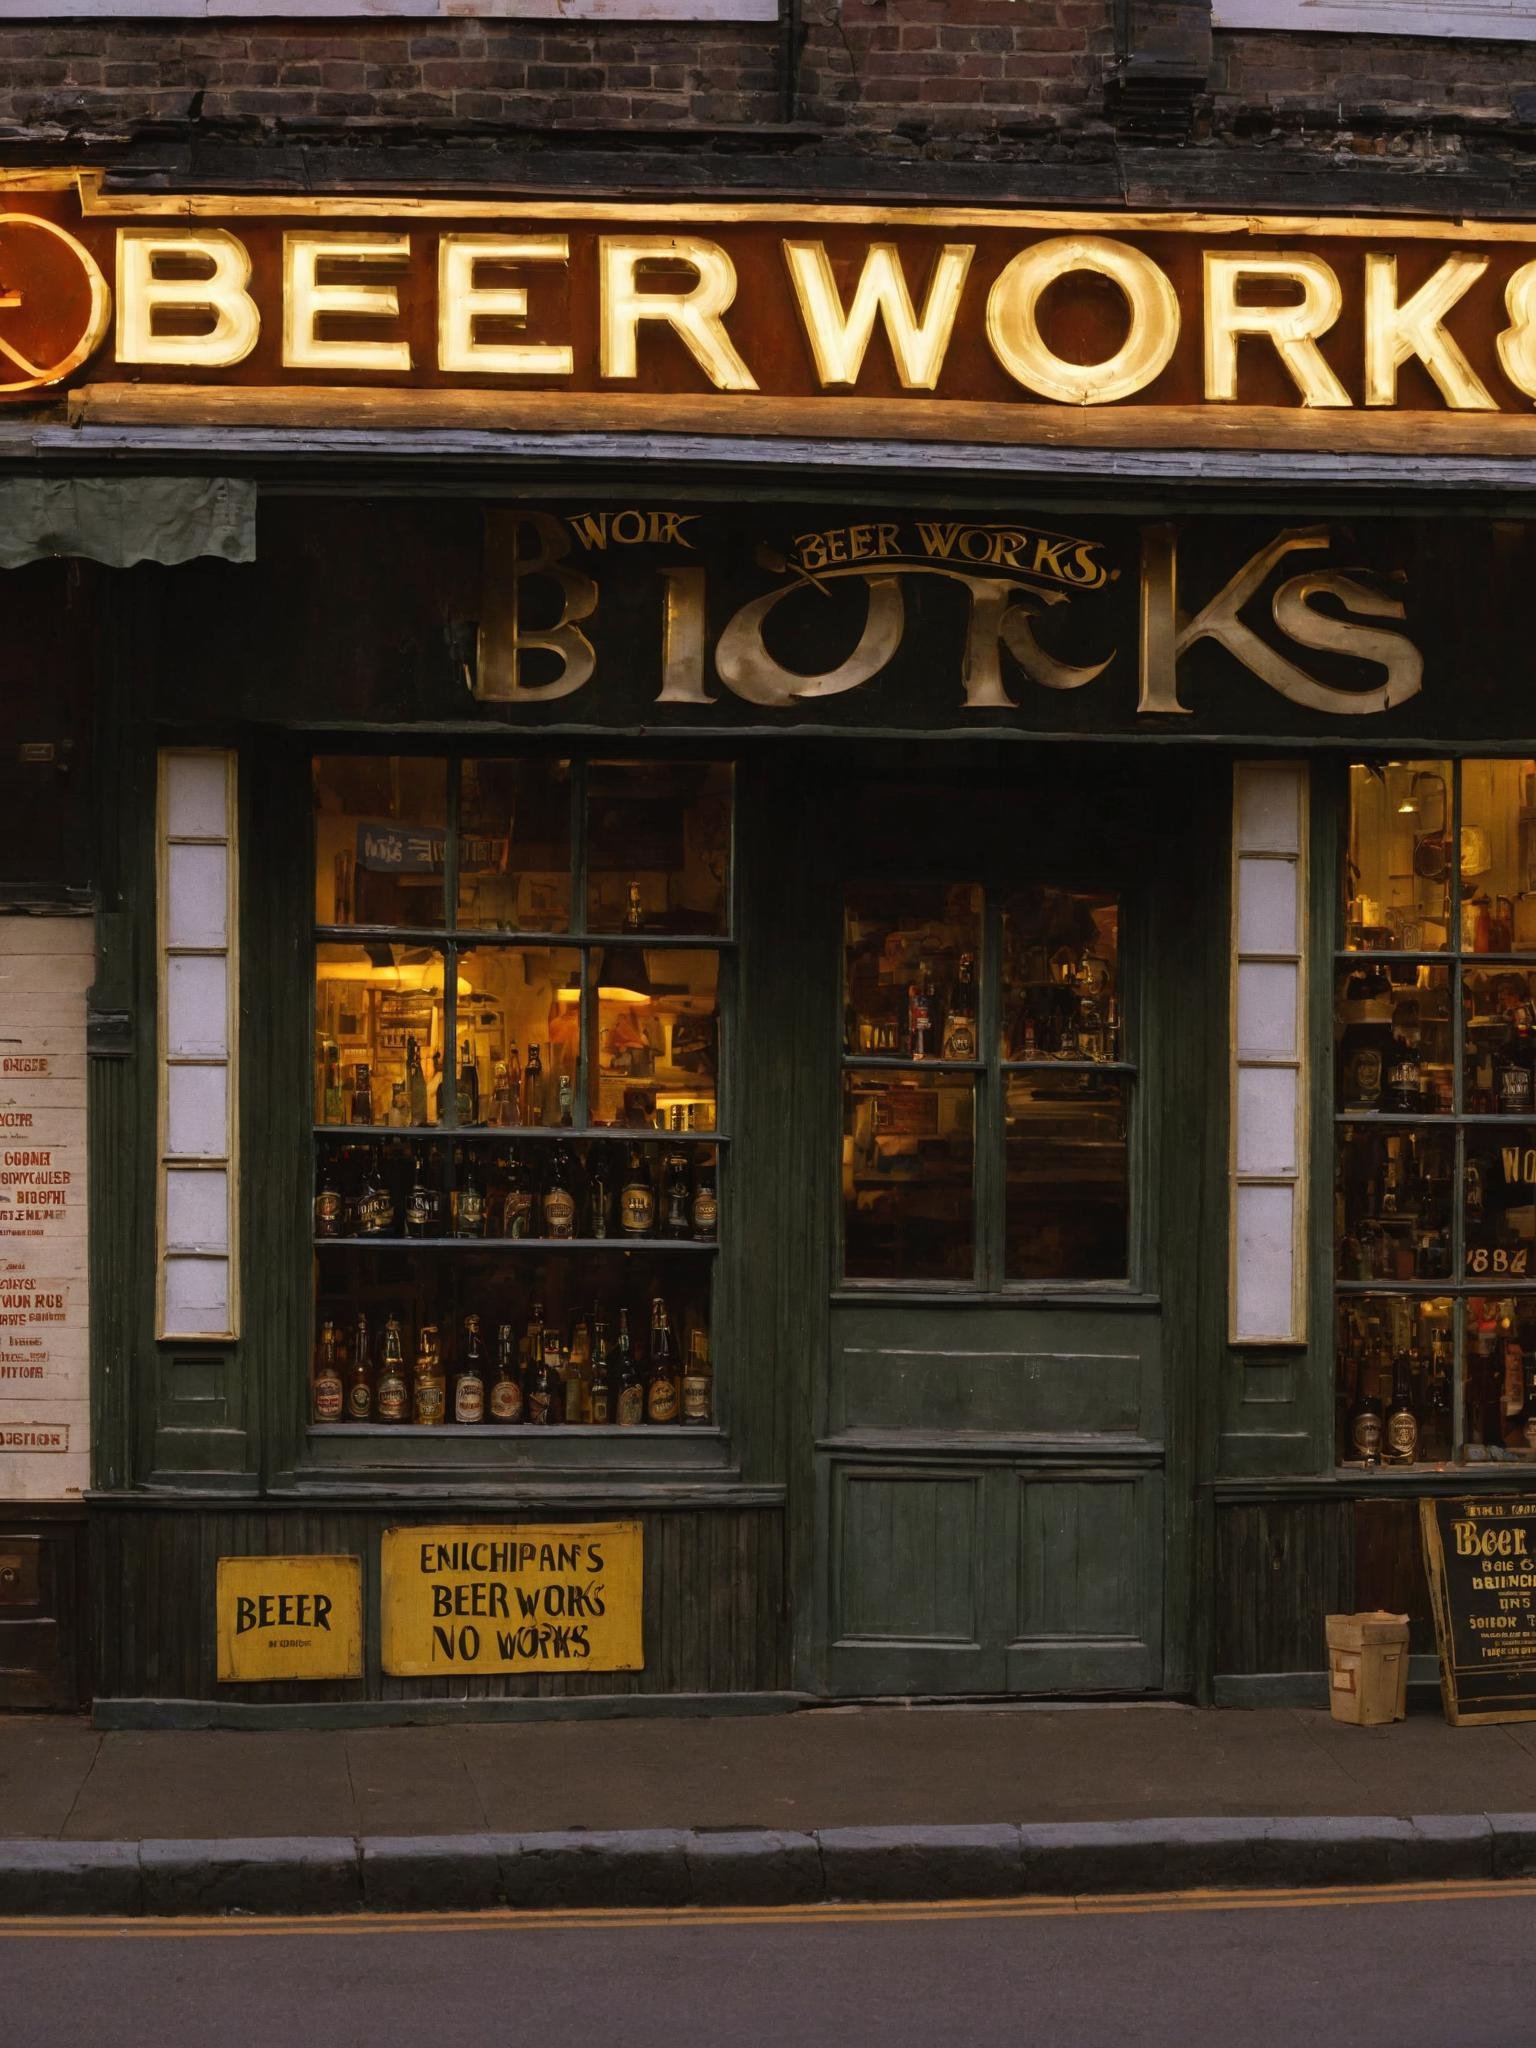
{"left": 807, "top": 750, "right": 1216, "bottom": 1698}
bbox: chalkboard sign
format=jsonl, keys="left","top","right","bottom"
{"left": 1420, "top": 1497, "right": 1536, "bottom": 1725}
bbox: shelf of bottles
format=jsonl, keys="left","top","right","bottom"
{"left": 1338, "top": 759, "right": 1536, "bottom": 1468}
{"left": 841, "top": 881, "right": 1129, "bottom": 1285}
{"left": 309, "top": 754, "right": 730, "bottom": 1432}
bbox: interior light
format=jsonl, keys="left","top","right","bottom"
{"left": 596, "top": 947, "right": 655, "bottom": 1005}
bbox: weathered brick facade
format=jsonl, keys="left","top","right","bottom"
{"left": 2, "top": 0, "right": 1530, "bottom": 192}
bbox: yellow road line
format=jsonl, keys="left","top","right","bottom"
{"left": 4, "top": 1877, "right": 1536, "bottom": 1941}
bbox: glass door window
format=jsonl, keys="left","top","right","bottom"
{"left": 841, "top": 880, "right": 1133, "bottom": 1288}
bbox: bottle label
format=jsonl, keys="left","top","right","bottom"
{"left": 1524, "top": 1414, "right": 1536, "bottom": 1452}
{"left": 504, "top": 1191, "right": 533, "bottom": 1239}
{"left": 616, "top": 1385, "right": 644, "bottom": 1426}
{"left": 454, "top": 1378, "right": 485, "bottom": 1425}
{"left": 358, "top": 1190, "right": 394, "bottom": 1235}
{"left": 414, "top": 1381, "right": 445, "bottom": 1424}
{"left": 405, "top": 1189, "right": 433, "bottom": 1232}
{"left": 376, "top": 1373, "right": 408, "bottom": 1421}
{"left": 1385, "top": 1059, "right": 1420, "bottom": 1102}
{"left": 1351, "top": 1411, "right": 1383, "bottom": 1457}
{"left": 943, "top": 1016, "right": 977, "bottom": 1060}
{"left": 692, "top": 1189, "right": 718, "bottom": 1234}
{"left": 315, "top": 1189, "right": 342, "bottom": 1234}
{"left": 528, "top": 1388, "right": 553, "bottom": 1425}
{"left": 590, "top": 1387, "right": 612, "bottom": 1425}
{"left": 1501, "top": 1067, "right": 1534, "bottom": 1113}
{"left": 456, "top": 1189, "right": 485, "bottom": 1233}
{"left": 621, "top": 1186, "right": 655, "bottom": 1234}
{"left": 313, "top": 1375, "right": 344, "bottom": 1422}
{"left": 682, "top": 1373, "right": 712, "bottom": 1424}
{"left": 1348, "top": 1048, "right": 1383, "bottom": 1106}
{"left": 544, "top": 1188, "right": 576, "bottom": 1238}
{"left": 648, "top": 1378, "right": 680, "bottom": 1424}
{"left": 489, "top": 1378, "right": 523, "bottom": 1422}
{"left": 346, "top": 1380, "right": 372, "bottom": 1422}
{"left": 1387, "top": 1411, "right": 1419, "bottom": 1460}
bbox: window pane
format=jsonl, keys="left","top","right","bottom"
{"left": 166, "top": 1063, "right": 228, "bottom": 1159}
{"left": 163, "top": 752, "right": 229, "bottom": 840}
{"left": 315, "top": 942, "right": 447, "bottom": 1126}
{"left": 843, "top": 1071, "right": 974, "bottom": 1282}
{"left": 1005, "top": 1073, "right": 1127, "bottom": 1281}
{"left": 1337, "top": 1295, "right": 1453, "bottom": 1465}
{"left": 163, "top": 1255, "right": 231, "bottom": 1336}
{"left": 1335, "top": 962, "right": 1453, "bottom": 1114}
{"left": 456, "top": 757, "right": 572, "bottom": 932}
{"left": 166, "top": 953, "right": 229, "bottom": 1059}
{"left": 1345, "top": 761, "right": 1452, "bottom": 951}
{"left": 595, "top": 947, "right": 717, "bottom": 1130}
{"left": 843, "top": 883, "right": 982, "bottom": 1058}
{"left": 1465, "top": 1126, "right": 1536, "bottom": 1286}
{"left": 1336, "top": 1125, "right": 1454, "bottom": 1284}
{"left": 166, "top": 841, "right": 228, "bottom": 949}
{"left": 1464, "top": 967, "right": 1536, "bottom": 1114}
{"left": 458, "top": 946, "right": 584, "bottom": 1128}
{"left": 1464, "top": 1296, "right": 1536, "bottom": 1460}
{"left": 1460, "top": 758, "right": 1536, "bottom": 953}
{"left": 587, "top": 761, "right": 731, "bottom": 935}
{"left": 1001, "top": 888, "right": 1119, "bottom": 1062}
{"left": 314, "top": 755, "right": 447, "bottom": 928}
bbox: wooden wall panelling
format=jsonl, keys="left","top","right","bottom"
{"left": 1213, "top": 1497, "right": 1353, "bottom": 1679}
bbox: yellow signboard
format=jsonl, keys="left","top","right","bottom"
{"left": 381, "top": 1522, "right": 642, "bottom": 1678}
{"left": 216, "top": 1555, "right": 363, "bottom": 1683}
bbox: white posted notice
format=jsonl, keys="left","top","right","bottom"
{"left": 0, "top": 916, "right": 91, "bottom": 1500}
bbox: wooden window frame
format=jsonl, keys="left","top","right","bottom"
{"left": 1212, "top": 0, "right": 1536, "bottom": 38}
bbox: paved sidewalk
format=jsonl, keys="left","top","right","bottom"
{"left": 5, "top": 1700, "right": 1536, "bottom": 1840}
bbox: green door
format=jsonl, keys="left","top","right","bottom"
{"left": 807, "top": 749, "right": 1217, "bottom": 1697}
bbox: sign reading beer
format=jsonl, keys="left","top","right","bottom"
{"left": 1420, "top": 1498, "right": 1536, "bottom": 1725}
{"left": 10, "top": 172, "right": 1536, "bottom": 444}
{"left": 215, "top": 1554, "right": 363, "bottom": 1683}
{"left": 380, "top": 1521, "right": 642, "bottom": 1677}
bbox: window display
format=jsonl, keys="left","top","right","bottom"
{"left": 842, "top": 880, "right": 1131, "bottom": 1286}
{"left": 1338, "top": 758, "right": 1536, "bottom": 1464}
{"left": 311, "top": 754, "right": 729, "bottom": 1431}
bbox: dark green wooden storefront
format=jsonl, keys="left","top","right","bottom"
{"left": 12, "top": 484, "right": 1534, "bottom": 1720}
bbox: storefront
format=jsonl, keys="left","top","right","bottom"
{"left": 5, "top": 176, "right": 1536, "bottom": 1716}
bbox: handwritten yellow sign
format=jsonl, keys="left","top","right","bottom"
{"left": 380, "top": 1522, "right": 642, "bottom": 1677}
{"left": 215, "top": 1555, "right": 362, "bottom": 1683}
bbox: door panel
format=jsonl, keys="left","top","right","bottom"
{"left": 1007, "top": 1472, "right": 1163, "bottom": 1691}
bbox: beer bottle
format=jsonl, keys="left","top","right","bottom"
{"left": 321, "top": 1039, "right": 346, "bottom": 1125}
{"left": 542, "top": 1142, "right": 578, "bottom": 1240}
{"left": 312, "top": 1317, "right": 344, "bottom": 1423}
{"left": 682, "top": 1325, "right": 714, "bottom": 1427}
{"left": 456, "top": 1038, "right": 480, "bottom": 1124}
{"left": 620, "top": 1143, "right": 655, "bottom": 1238}
{"left": 615, "top": 1307, "right": 644, "bottom": 1425}
{"left": 942, "top": 953, "right": 978, "bottom": 1061}
{"left": 524, "top": 1298, "right": 546, "bottom": 1376}
{"left": 522, "top": 1041, "right": 544, "bottom": 1126}
{"left": 454, "top": 1314, "right": 487, "bottom": 1425}
{"left": 489, "top": 1060, "right": 516, "bottom": 1127}
{"left": 375, "top": 1314, "right": 409, "bottom": 1422}
{"left": 489, "top": 1322, "right": 523, "bottom": 1423}
{"left": 589, "top": 1314, "right": 614, "bottom": 1425}
{"left": 1385, "top": 1351, "right": 1419, "bottom": 1464}
{"left": 661, "top": 1144, "right": 692, "bottom": 1240}
{"left": 501, "top": 1146, "right": 536, "bottom": 1239}
{"left": 691, "top": 1155, "right": 718, "bottom": 1241}
{"left": 349, "top": 1061, "right": 375, "bottom": 1125}
{"left": 907, "top": 961, "right": 935, "bottom": 1061}
{"left": 626, "top": 880, "right": 645, "bottom": 932}
{"left": 558, "top": 1074, "right": 575, "bottom": 1127}
{"left": 1499, "top": 1004, "right": 1536, "bottom": 1116}
{"left": 346, "top": 1312, "right": 374, "bottom": 1422}
{"left": 646, "top": 1297, "right": 681, "bottom": 1424}
{"left": 454, "top": 1146, "right": 488, "bottom": 1238}
{"left": 404, "top": 1144, "right": 441, "bottom": 1239}
{"left": 565, "top": 1317, "right": 592, "bottom": 1425}
{"left": 413, "top": 1324, "right": 446, "bottom": 1425}
{"left": 314, "top": 1152, "right": 343, "bottom": 1239}
{"left": 527, "top": 1341, "right": 563, "bottom": 1425}
{"left": 1348, "top": 1356, "right": 1384, "bottom": 1465}
{"left": 405, "top": 1035, "right": 429, "bottom": 1125}
{"left": 358, "top": 1145, "right": 395, "bottom": 1236}
{"left": 587, "top": 1142, "right": 614, "bottom": 1239}
{"left": 1421, "top": 1331, "right": 1453, "bottom": 1460}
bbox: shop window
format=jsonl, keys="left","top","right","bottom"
{"left": 841, "top": 881, "right": 1132, "bottom": 1288}
{"left": 310, "top": 754, "right": 728, "bottom": 1434}
{"left": 1338, "top": 757, "right": 1536, "bottom": 1466}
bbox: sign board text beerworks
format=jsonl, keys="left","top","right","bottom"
{"left": 381, "top": 1522, "right": 642, "bottom": 1677}
{"left": 1420, "top": 1498, "right": 1536, "bottom": 1724}
{"left": 215, "top": 1555, "right": 363, "bottom": 1683}
{"left": 13, "top": 172, "right": 1536, "bottom": 451}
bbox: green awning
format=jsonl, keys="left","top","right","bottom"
{"left": 0, "top": 476, "right": 255, "bottom": 569}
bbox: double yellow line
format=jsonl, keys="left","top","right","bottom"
{"left": 5, "top": 1876, "right": 1536, "bottom": 1941}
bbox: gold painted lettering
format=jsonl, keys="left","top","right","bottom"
{"left": 282, "top": 233, "right": 412, "bottom": 373}
{"left": 477, "top": 510, "right": 597, "bottom": 702}
{"left": 985, "top": 236, "right": 1179, "bottom": 405}
{"left": 656, "top": 566, "right": 713, "bottom": 703}
{"left": 115, "top": 229, "right": 259, "bottom": 369}
{"left": 438, "top": 235, "right": 573, "bottom": 377}
{"left": 782, "top": 239, "right": 973, "bottom": 390}
{"left": 599, "top": 236, "right": 757, "bottom": 391}
{"left": 715, "top": 575, "right": 903, "bottom": 708}
{"left": 1364, "top": 252, "right": 1495, "bottom": 411}
{"left": 1203, "top": 253, "right": 1350, "bottom": 408}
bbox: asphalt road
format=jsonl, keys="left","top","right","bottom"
{"left": 4, "top": 1882, "right": 1527, "bottom": 2048}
